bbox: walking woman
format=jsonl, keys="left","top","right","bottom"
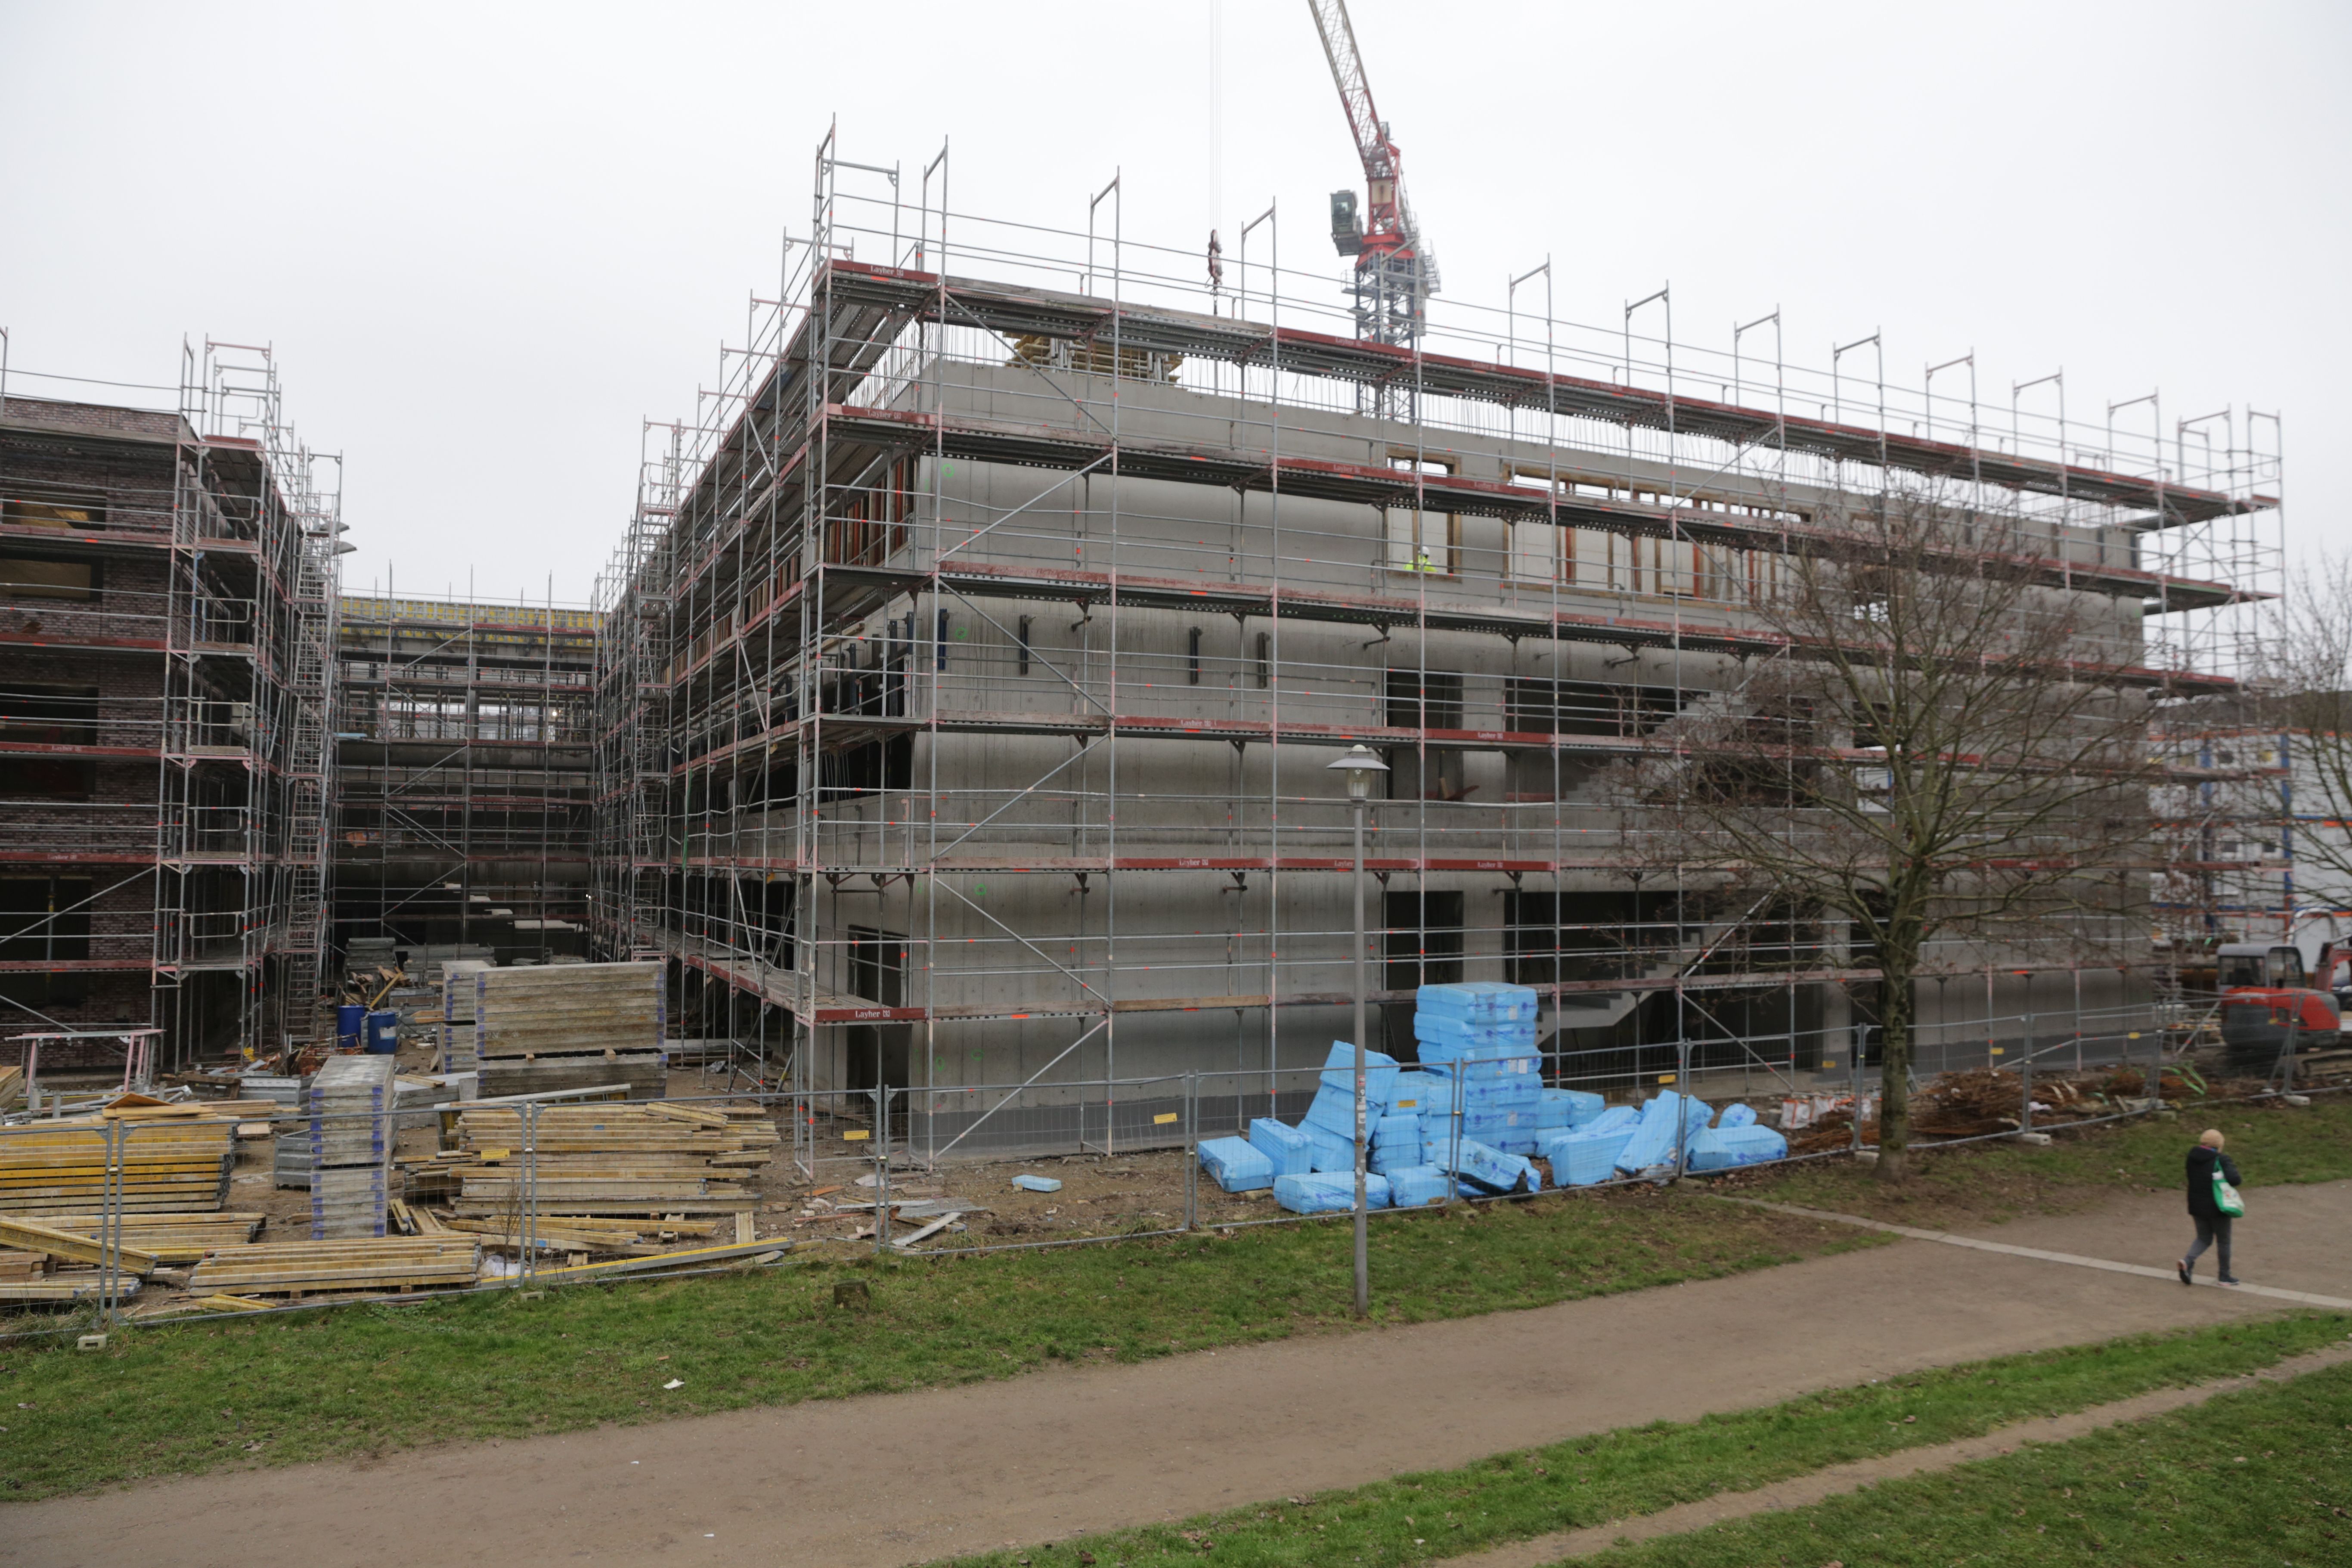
{"left": 2178, "top": 1128, "right": 2244, "bottom": 1286}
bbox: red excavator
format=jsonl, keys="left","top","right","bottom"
{"left": 2213, "top": 925, "right": 2344, "bottom": 1075}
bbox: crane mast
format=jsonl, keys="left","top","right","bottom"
{"left": 1308, "top": 0, "right": 1437, "bottom": 366}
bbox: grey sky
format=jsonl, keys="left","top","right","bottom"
{"left": 3, "top": 1, "right": 2345, "bottom": 604}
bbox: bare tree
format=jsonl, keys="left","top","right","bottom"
{"left": 2255, "top": 552, "right": 2352, "bottom": 899}
{"left": 1609, "top": 485, "right": 2158, "bottom": 1181}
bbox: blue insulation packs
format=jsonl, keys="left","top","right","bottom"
{"left": 1686, "top": 1124, "right": 1788, "bottom": 1171}
{"left": 1613, "top": 1092, "right": 1718, "bottom": 1174}
{"left": 1249, "top": 1117, "right": 1314, "bottom": 1178}
{"left": 1370, "top": 1112, "right": 1422, "bottom": 1175}
{"left": 1539, "top": 1087, "right": 1605, "bottom": 1129}
{"left": 1416, "top": 981, "right": 1540, "bottom": 1023}
{"left": 1388, "top": 1071, "right": 1440, "bottom": 1115}
{"left": 1199, "top": 1136, "right": 1274, "bottom": 1193}
{"left": 1298, "top": 1120, "right": 1356, "bottom": 1173}
{"left": 1302, "top": 1084, "right": 1363, "bottom": 1138}
{"left": 1717, "top": 1102, "right": 1759, "bottom": 1129}
{"left": 1274, "top": 1171, "right": 1391, "bottom": 1214}
{"left": 1545, "top": 1127, "right": 1634, "bottom": 1186}
{"left": 1580, "top": 1103, "right": 1639, "bottom": 1137}
{"left": 1317, "top": 1041, "right": 1401, "bottom": 1106}
{"left": 1384, "top": 1164, "right": 1452, "bottom": 1207}
{"left": 1436, "top": 1136, "right": 1540, "bottom": 1193}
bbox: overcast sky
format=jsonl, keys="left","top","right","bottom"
{"left": 3, "top": 1, "right": 2345, "bottom": 605}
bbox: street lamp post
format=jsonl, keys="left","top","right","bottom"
{"left": 1327, "top": 744, "right": 1388, "bottom": 1319}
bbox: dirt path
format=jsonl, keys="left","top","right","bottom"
{"left": 6, "top": 1181, "right": 2346, "bottom": 1568}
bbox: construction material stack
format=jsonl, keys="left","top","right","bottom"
{"left": 440, "top": 958, "right": 491, "bottom": 1071}
{"left": 1204, "top": 979, "right": 1795, "bottom": 1207}
{"left": 437, "top": 1101, "right": 772, "bottom": 1225}
{"left": 308, "top": 1053, "right": 398, "bottom": 1238}
{"left": 472, "top": 961, "right": 666, "bottom": 1099}
{"left": 0, "top": 1112, "right": 236, "bottom": 1215}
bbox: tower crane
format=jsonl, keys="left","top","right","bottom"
{"left": 1307, "top": 0, "right": 1438, "bottom": 356}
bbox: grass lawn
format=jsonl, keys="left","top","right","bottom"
{"left": 0, "top": 1184, "right": 1877, "bottom": 1501}
{"left": 1726, "top": 1091, "right": 2352, "bottom": 1230}
{"left": 920, "top": 1314, "right": 2351, "bottom": 1568}
{"left": 1580, "top": 1344, "right": 2352, "bottom": 1566}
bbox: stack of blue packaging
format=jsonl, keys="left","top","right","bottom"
{"left": 1199, "top": 1136, "right": 1274, "bottom": 1193}
{"left": 1248, "top": 1117, "right": 1314, "bottom": 1178}
{"left": 1274, "top": 1171, "right": 1391, "bottom": 1213}
{"left": 1538, "top": 1094, "right": 1786, "bottom": 1184}
{"left": 1369, "top": 1111, "right": 1422, "bottom": 1175}
{"left": 1414, "top": 982, "right": 1543, "bottom": 1154}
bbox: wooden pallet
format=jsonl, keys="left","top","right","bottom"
{"left": 186, "top": 1237, "right": 481, "bottom": 1295}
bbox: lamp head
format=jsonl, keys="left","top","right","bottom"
{"left": 1327, "top": 744, "right": 1388, "bottom": 801}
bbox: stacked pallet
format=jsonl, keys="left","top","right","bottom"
{"left": 308, "top": 1054, "right": 397, "bottom": 1239}
{"left": 29, "top": 1212, "right": 263, "bottom": 1263}
{"left": 471, "top": 961, "right": 666, "bottom": 1100}
{"left": 440, "top": 959, "right": 492, "bottom": 1071}
{"left": 0, "top": 1115, "right": 236, "bottom": 1215}
{"left": 187, "top": 1236, "right": 480, "bottom": 1295}
{"left": 445, "top": 1101, "right": 771, "bottom": 1218}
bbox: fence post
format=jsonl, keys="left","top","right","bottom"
{"left": 1672, "top": 1034, "right": 1692, "bottom": 1180}
{"left": 100, "top": 1116, "right": 125, "bottom": 1326}
{"left": 2019, "top": 1012, "right": 2034, "bottom": 1137}
{"left": 1850, "top": 1021, "right": 1866, "bottom": 1155}
{"left": 1184, "top": 1071, "right": 1199, "bottom": 1232}
{"left": 875, "top": 1083, "right": 891, "bottom": 1254}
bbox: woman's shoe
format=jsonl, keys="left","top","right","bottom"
{"left": 2217, "top": 1275, "right": 2242, "bottom": 1286}
{"left": 2177, "top": 1259, "right": 2192, "bottom": 1286}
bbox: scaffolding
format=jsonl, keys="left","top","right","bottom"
{"left": 331, "top": 592, "right": 597, "bottom": 966}
{"left": 582, "top": 139, "right": 2283, "bottom": 1154}
{"left": 0, "top": 342, "right": 340, "bottom": 1065}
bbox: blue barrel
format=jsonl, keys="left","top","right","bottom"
{"left": 363, "top": 1009, "right": 400, "bottom": 1054}
{"left": 336, "top": 1003, "right": 366, "bottom": 1050}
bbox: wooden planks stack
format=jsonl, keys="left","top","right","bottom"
{"left": 28, "top": 1212, "right": 263, "bottom": 1263}
{"left": 446, "top": 1100, "right": 774, "bottom": 1218}
{"left": 471, "top": 961, "right": 667, "bottom": 1100}
{"left": 186, "top": 1236, "right": 480, "bottom": 1295}
{"left": 0, "top": 1115, "right": 236, "bottom": 1215}
{"left": 308, "top": 1054, "right": 397, "bottom": 1239}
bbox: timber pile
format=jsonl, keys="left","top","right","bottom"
{"left": 30, "top": 1212, "right": 262, "bottom": 1263}
{"left": 0, "top": 1115, "right": 236, "bottom": 1215}
{"left": 0, "top": 1271, "right": 140, "bottom": 1304}
{"left": 0, "top": 1063, "right": 22, "bottom": 1110}
{"left": 471, "top": 961, "right": 667, "bottom": 1100}
{"left": 309, "top": 1054, "right": 397, "bottom": 1239}
{"left": 186, "top": 1236, "right": 480, "bottom": 1295}
{"left": 442, "top": 1101, "right": 774, "bottom": 1218}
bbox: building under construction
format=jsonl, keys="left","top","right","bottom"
{"left": 0, "top": 346, "right": 339, "bottom": 1067}
{"left": 0, "top": 147, "right": 2290, "bottom": 1110}
{"left": 584, "top": 142, "right": 2284, "bottom": 1146}
{"left": 330, "top": 594, "right": 595, "bottom": 966}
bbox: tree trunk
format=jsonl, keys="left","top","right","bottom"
{"left": 1874, "top": 936, "right": 1918, "bottom": 1183}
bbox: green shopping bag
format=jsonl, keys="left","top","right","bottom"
{"left": 2213, "top": 1170, "right": 2245, "bottom": 1218}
